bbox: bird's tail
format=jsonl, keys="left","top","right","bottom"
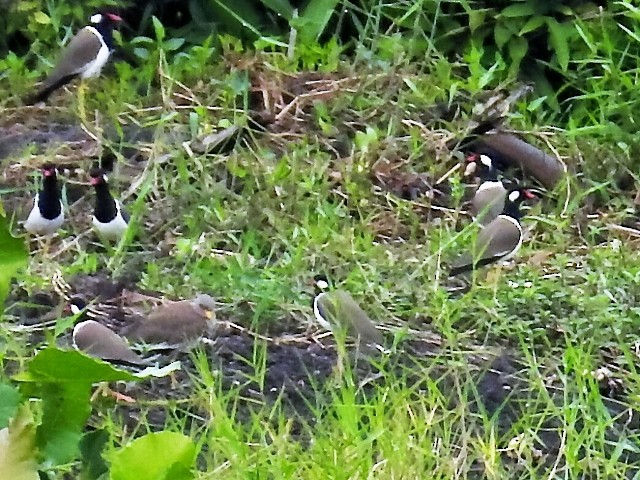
{"left": 24, "top": 74, "right": 76, "bottom": 105}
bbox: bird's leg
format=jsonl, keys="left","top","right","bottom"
{"left": 91, "top": 382, "right": 136, "bottom": 403}
{"left": 77, "top": 80, "right": 87, "bottom": 122}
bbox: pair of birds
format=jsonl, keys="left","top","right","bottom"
{"left": 24, "top": 164, "right": 129, "bottom": 241}
{"left": 28, "top": 12, "right": 121, "bottom": 104}
{"left": 72, "top": 294, "right": 216, "bottom": 365}
{"left": 449, "top": 153, "right": 537, "bottom": 276}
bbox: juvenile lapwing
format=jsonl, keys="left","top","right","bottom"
{"left": 24, "top": 163, "right": 64, "bottom": 236}
{"left": 450, "top": 187, "right": 535, "bottom": 277}
{"left": 28, "top": 12, "right": 122, "bottom": 104}
{"left": 465, "top": 153, "right": 507, "bottom": 226}
{"left": 123, "top": 294, "right": 217, "bottom": 347}
{"left": 89, "top": 168, "right": 129, "bottom": 241}
{"left": 313, "top": 275, "right": 383, "bottom": 351}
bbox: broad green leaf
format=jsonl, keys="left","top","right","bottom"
{"left": 13, "top": 348, "right": 137, "bottom": 384}
{"left": 294, "top": 0, "right": 340, "bottom": 44}
{"left": 494, "top": 22, "right": 514, "bottom": 49}
{"left": 546, "top": 17, "right": 570, "bottom": 71}
{"left": 500, "top": 3, "right": 537, "bottom": 17}
{"left": 508, "top": 36, "right": 528, "bottom": 70}
{"left": 519, "top": 15, "right": 545, "bottom": 35}
{"left": 0, "top": 383, "right": 21, "bottom": 429}
{"left": 79, "top": 429, "right": 109, "bottom": 480}
{"left": 110, "top": 432, "right": 197, "bottom": 480}
{"left": 33, "top": 11, "right": 50, "bottom": 24}
{"left": 0, "top": 406, "right": 39, "bottom": 480}
{"left": 164, "top": 38, "right": 185, "bottom": 51}
{"left": 0, "top": 215, "right": 28, "bottom": 312}
{"left": 37, "top": 382, "right": 91, "bottom": 466}
{"left": 259, "top": 0, "right": 294, "bottom": 20}
{"left": 152, "top": 16, "right": 165, "bottom": 42}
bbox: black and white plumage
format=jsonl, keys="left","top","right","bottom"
{"left": 89, "top": 168, "right": 129, "bottom": 240}
{"left": 450, "top": 188, "right": 535, "bottom": 277}
{"left": 465, "top": 153, "right": 507, "bottom": 226}
{"left": 312, "top": 276, "right": 383, "bottom": 348}
{"left": 28, "top": 12, "right": 121, "bottom": 104}
{"left": 24, "top": 163, "right": 64, "bottom": 235}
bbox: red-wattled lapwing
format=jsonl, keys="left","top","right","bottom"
{"left": 28, "top": 12, "right": 122, "bottom": 104}
{"left": 122, "top": 294, "right": 217, "bottom": 347}
{"left": 24, "top": 163, "right": 64, "bottom": 236}
{"left": 89, "top": 168, "right": 129, "bottom": 241}
{"left": 464, "top": 153, "right": 508, "bottom": 226}
{"left": 73, "top": 320, "right": 144, "bottom": 365}
{"left": 449, "top": 187, "right": 535, "bottom": 277}
{"left": 313, "top": 275, "right": 383, "bottom": 355}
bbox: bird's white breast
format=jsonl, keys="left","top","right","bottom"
{"left": 79, "top": 26, "right": 111, "bottom": 78}
{"left": 496, "top": 215, "right": 523, "bottom": 261}
{"left": 24, "top": 196, "right": 64, "bottom": 235}
{"left": 313, "top": 294, "right": 332, "bottom": 330}
{"left": 92, "top": 201, "right": 128, "bottom": 239}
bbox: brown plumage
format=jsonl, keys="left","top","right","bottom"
{"left": 313, "top": 276, "right": 383, "bottom": 351}
{"left": 123, "top": 294, "right": 216, "bottom": 346}
{"left": 450, "top": 188, "right": 534, "bottom": 276}
{"left": 73, "top": 320, "right": 144, "bottom": 364}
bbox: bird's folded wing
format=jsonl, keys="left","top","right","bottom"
{"left": 42, "top": 28, "right": 103, "bottom": 88}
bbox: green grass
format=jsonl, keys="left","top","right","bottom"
{"left": 3, "top": 8, "right": 640, "bottom": 478}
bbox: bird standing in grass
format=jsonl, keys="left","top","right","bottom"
{"left": 89, "top": 168, "right": 129, "bottom": 241}
{"left": 464, "top": 153, "right": 507, "bottom": 226}
{"left": 24, "top": 163, "right": 65, "bottom": 236}
{"left": 123, "top": 294, "right": 217, "bottom": 347}
{"left": 450, "top": 187, "right": 535, "bottom": 277}
{"left": 313, "top": 275, "right": 383, "bottom": 353}
{"left": 28, "top": 12, "right": 122, "bottom": 104}
{"left": 73, "top": 320, "right": 144, "bottom": 365}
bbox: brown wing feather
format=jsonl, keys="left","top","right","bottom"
{"left": 41, "top": 28, "right": 103, "bottom": 89}
{"left": 125, "top": 300, "right": 207, "bottom": 344}
{"left": 471, "top": 186, "right": 506, "bottom": 226}
{"left": 333, "top": 291, "right": 383, "bottom": 345}
{"left": 475, "top": 216, "right": 522, "bottom": 260}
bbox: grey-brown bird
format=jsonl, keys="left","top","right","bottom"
{"left": 123, "top": 294, "right": 216, "bottom": 346}
{"left": 28, "top": 12, "right": 122, "bottom": 104}
{"left": 73, "top": 320, "right": 144, "bottom": 364}
{"left": 464, "top": 153, "right": 507, "bottom": 226}
{"left": 313, "top": 276, "right": 383, "bottom": 349}
{"left": 450, "top": 187, "right": 535, "bottom": 276}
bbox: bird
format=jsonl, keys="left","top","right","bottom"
{"left": 89, "top": 168, "right": 129, "bottom": 241}
{"left": 123, "top": 294, "right": 217, "bottom": 347}
{"left": 28, "top": 12, "right": 122, "bottom": 104}
{"left": 449, "top": 187, "right": 535, "bottom": 277}
{"left": 24, "top": 163, "right": 65, "bottom": 236}
{"left": 312, "top": 275, "right": 384, "bottom": 350}
{"left": 73, "top": 320, "right": 144, "bottom": 365}
{"left": 464, "top": 153, "right": 507, "bottom": 226}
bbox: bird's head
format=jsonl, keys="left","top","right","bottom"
{"left": 313, "top": 275, "right": 330, "bottom": 295}
{"left": 65, "top": 296, "right": 88, "bottom": 316}
{"left": 89, "top": 168, "right": 108, "bottom": 186}
{"left": 90, "top": 12, "right": 122, "bottom": 25}
{"left": 507, "top": 187, "right": 536, "bottom": 204}
{"left": 42, "top": 163, "right": 57, "bottom": 177}
{"left": 464, "top": 153, "right": 495, "bottom": 178}
{"left": 192, "top": 294, "right": 216, "bottom": 320}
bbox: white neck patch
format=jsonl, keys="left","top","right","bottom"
{"left": 508, "top": 190, "right": 520, "bottom": 202}
{"left": 479, "top": 155, "right": 492, "bottom": 168}
{"left": 90, "top": 13, "right": 102, "bottom": 24}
